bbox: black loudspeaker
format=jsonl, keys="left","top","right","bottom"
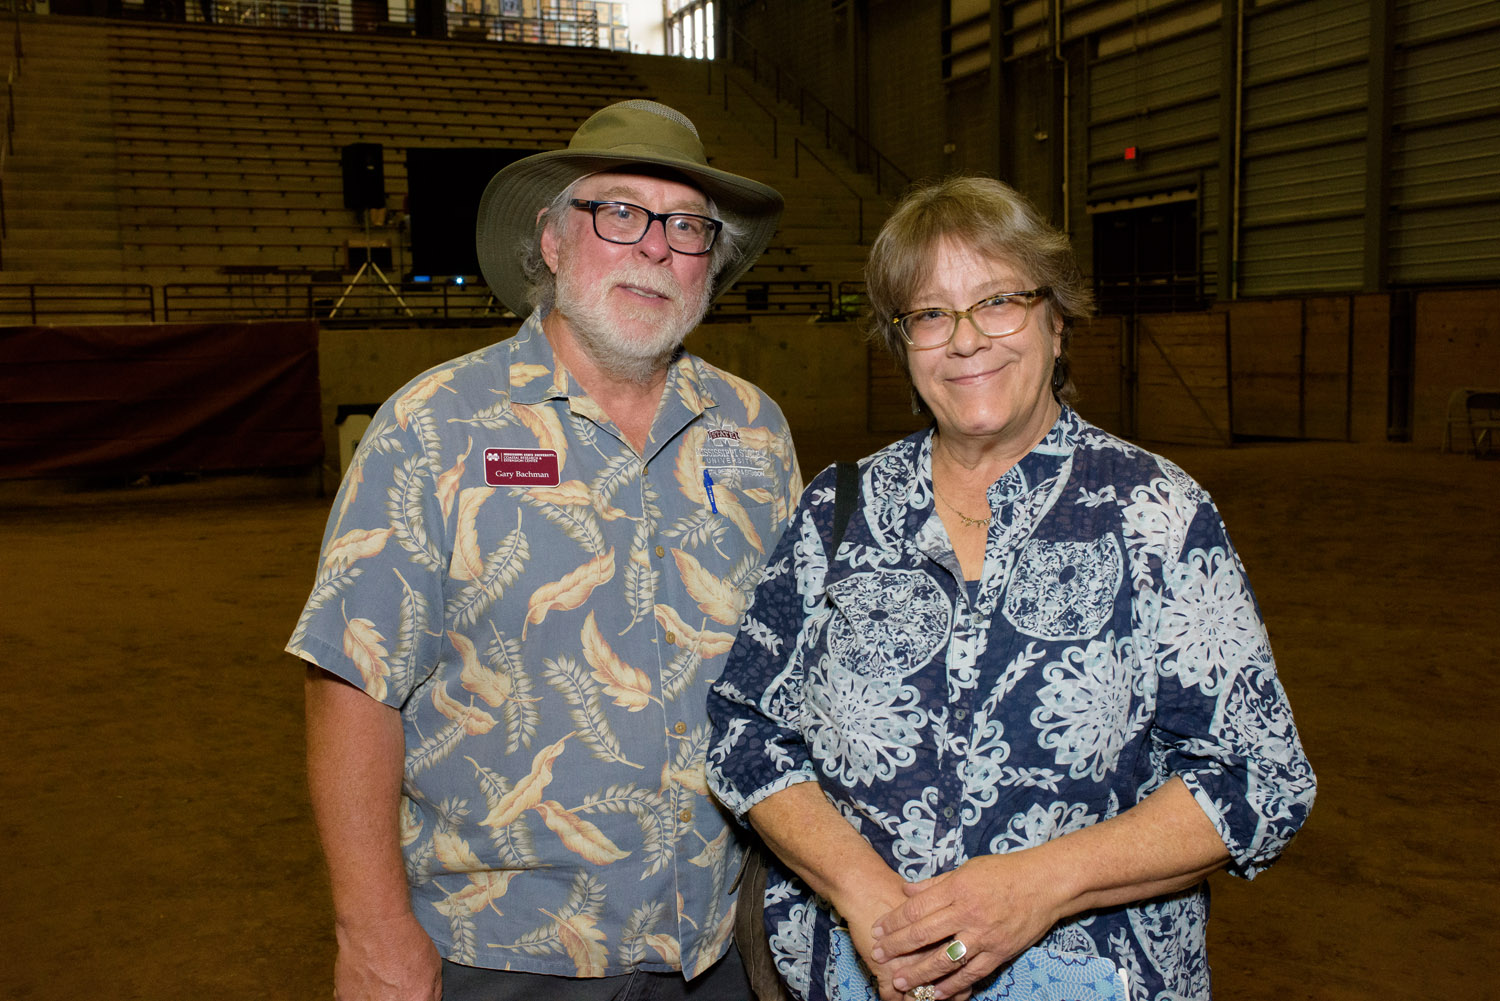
{"left": 341, "top": 143, "right": 386, "bottom": 211}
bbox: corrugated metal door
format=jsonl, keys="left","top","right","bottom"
{"left": 1087, "top": 22, "right": 1222, "bottom": 279}
{"left": 1388, "top": 0, "right": 1500, "bottom": 283}
{"left": 1237, "top": 0, "right": 1372, "bottom": 295}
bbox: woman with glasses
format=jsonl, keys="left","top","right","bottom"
{"left": 707, "top": 177, "right": 1315, "bottom": 1001}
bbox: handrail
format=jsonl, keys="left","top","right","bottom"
{"left": 730, "top": 29, "right": 910, "bottom": 197}
{"left": 0, "top": 283, "right": 157, "bottom": 324}
{"left": 0, "top": 277, "right": 838, "bottom": 326}
{"left": 793, "top": 137, "right": 865, "bottom": 244}
{"left": 717, "top": 67, "right": 778, "bottom": 158}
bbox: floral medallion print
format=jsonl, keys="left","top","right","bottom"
{"left": 1003, "top": 536, "right": 1124, "bottom": 640}
{"left": 826, "top": 569, "right": 951, "bottom": 678}
{"left": 706, "top": 409, "right": 1314, "bottom": 1001}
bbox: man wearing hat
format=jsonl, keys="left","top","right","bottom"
{"left": 289, "top": 100, "right": 802, "bottom": 1001}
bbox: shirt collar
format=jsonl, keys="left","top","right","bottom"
{"left": 502, "top": 310, "right": 720, "bottom": 445}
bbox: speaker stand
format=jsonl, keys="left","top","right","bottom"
{"left": 330, "top": 213, "right": 414, "bottom": 318}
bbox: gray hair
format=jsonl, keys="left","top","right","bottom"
{"left": 864, "top": 175, "right": 1094, "bottom": 406}
{"left": 520, "top": 177, "right": 745, "bottom": 315}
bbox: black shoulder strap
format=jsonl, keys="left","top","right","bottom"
{"left": 830, "top": 460, "right": 858, "bottom": 553}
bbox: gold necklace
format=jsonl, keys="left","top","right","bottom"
{"left": 933, "top": 485, "right": 990, "bottom": 528}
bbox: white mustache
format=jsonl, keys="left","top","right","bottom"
{"left": 610, "top": 262, "right": 682, "bottom": 303}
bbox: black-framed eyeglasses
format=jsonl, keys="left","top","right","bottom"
{"left": 569, "top": 199, "right": 723, "bottom": 256}
{"left": 892, "top": 288, "right": 1052, "bottom": 350}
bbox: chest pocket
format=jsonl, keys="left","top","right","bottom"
{"left": 1001, "top": 536, "right": 1123, "bottom": 641}
{"left": 824, "top": 569, "right": 952, "bottom": 679}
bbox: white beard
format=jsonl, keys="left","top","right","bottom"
{"left": 552, "top": 258, "right": 712, "bottom": 385}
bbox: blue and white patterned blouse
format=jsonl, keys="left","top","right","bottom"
{"left": 706, "top": 408, "right": 1315, "bottom": 1001}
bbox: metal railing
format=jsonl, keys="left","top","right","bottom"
{"left": 0, "top": 273, "right": 1238, "bottom": 328}
{"left": 730, "top": 29, "right": 910, "bottom": 198}
{"left": 1, "top": 276, "right": 852, "bottom": 326}
{"left": 161, "top": 278, "right": 505, "bottom": 324}
{"left": 793, "top": 138, "right": 867, "bottom": 245}
{"left": 0, "top": 283, "right": 156, "bottom": 324}
{"left": 111, "top": 0, "right": 629, "bottom": 49}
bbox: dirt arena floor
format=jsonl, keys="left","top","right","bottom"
{"left": 3, "top": 437, "right": 1497, "bottom": 1001}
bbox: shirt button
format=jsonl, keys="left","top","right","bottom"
{"left": 665, "top": 631, "right": 677, "bottom": 645}
{"left": 654, "top": 544, "right": 666, "bottom": 558}
{"left": 674, "top": 721, "right": 687, "bottom": 734}
{"left": 942, "top": 806, "right": 956, "bottom": 819}
{"left": 679, "top": 809, "right": 693, "bottom": 823}
{"left": 954, "top": 709, "right": 968, "bottom": 721}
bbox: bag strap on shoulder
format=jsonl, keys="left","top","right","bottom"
{"left": 830, "top": 460, "right": 858, "bottom": 554}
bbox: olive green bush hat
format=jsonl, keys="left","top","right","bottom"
{"left": 475, "top": 99, "right": 785, "bottom": 316}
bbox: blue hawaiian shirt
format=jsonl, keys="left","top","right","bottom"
{"left": 706, "top": 408, "right": 1315, "bottom": 1001}
{"left": 289, "top": 313, "right": 802, "bottom": 979}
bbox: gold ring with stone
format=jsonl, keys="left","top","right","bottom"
{"left": 944, "top": 938, "right": 969, "bottom": 965}
{"left": 911, "top": 986, "right": 937, "bottom": 1001}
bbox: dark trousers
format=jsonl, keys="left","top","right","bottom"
{"left": 441, "top": 942, "right": 753, "bottom": 1001}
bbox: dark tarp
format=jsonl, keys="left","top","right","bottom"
{"left": 0, "top": 321, "right": 323, "bottom": 479}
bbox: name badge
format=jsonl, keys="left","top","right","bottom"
{"left": 484, "top": 448, "right": 561, "bottom": 486}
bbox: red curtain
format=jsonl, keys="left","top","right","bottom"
{"left": 0, "top": 321, "right": 324, "bottom": 479}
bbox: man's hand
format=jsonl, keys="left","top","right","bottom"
{"left": 332, "top": 911, "right": 443, "bottom": 1001}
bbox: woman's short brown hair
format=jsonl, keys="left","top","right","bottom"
{"left": 865, "top": 175, "right": 1094, "bottom": 406}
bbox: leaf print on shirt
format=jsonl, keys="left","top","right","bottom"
{"left": 389, "top": 452, "right": 446, "bottom": 572}
{"left": 450, "top": 628, "right": 543, "bottom": 755}
{"left": 434, "top": 436, "right": 475, "bottom": 520}
{"left": 480, "top": 732, "right": 574, "bottom": 828}
{"left": 323, "top": 526, "right": 395, "bottom": 574}
{"left": 388, "top": 568, "right": 435, "bottom": 697}
{"left": 465, "top": 756, "right": 539, "bottom": 866}
{"left": 451, "top": 487, "right": 496, "bottom": 581}
{"left": 531, "top": 800, "right": 631, "bottom": 865}
{"left": 617, "top": 900, "right": 671, "bottom": 966}
{"left": 527, "top": 479, "right": 632, "bottom": 522}
{"left": 544, "top": 655, "right": 644, "bottom": 769}
{"left": 447, "top": 508, "right": 530, "bottom": 629}
{"left": 575, "top": 783, "right": 674, "bottom": 878}
{"left": 407, "top": 681, "right": 499, "bottom": 777}
{"left": 621, "top": 541, "right": 661, "bottom": 637}
{"left": 546, "top": 909, "right": 610, "bottom": 976}
{"left": 711, "top": 365, "right": 763, "bottom": 422}
{"left": 513, "top": 402, "right": 569, "bottom": 467}
{"left": 431, "top": 830, "right": 520, "bottom": 915}
{"left": 498, "top": 871, "right": 607, "bottom": 961}
{"left": 1157, "top": 545, "right": 1263, "bottom": 696}
{"left": 394, "top": 368, "right": 456, "bottom": 430}
{"left": 485, "top": 623, "right": 540, "bottom": 753}
{"left": 523, "top": 548, "right": 616, "bottom": 640}
{"left": 671, "top": 548, "right": 745, "bottom": 624}
{"left": 519, "top": 482, "right": 610, "bottom": 557}
{"left": 509, "top": 361, "right": 550, "bottom": 386}
{"left": 580, "top": 611, "right": 655, "bottom": 711}
{"left": 340, "top": 599, "right": 390, "bottom": 699}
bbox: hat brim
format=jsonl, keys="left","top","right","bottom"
{"left": 476, "top": 149, "right": 784, "bottom": 317}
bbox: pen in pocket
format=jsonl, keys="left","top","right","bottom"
{"left": 703, "top": 470, "right": 718, "bottom": 514}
